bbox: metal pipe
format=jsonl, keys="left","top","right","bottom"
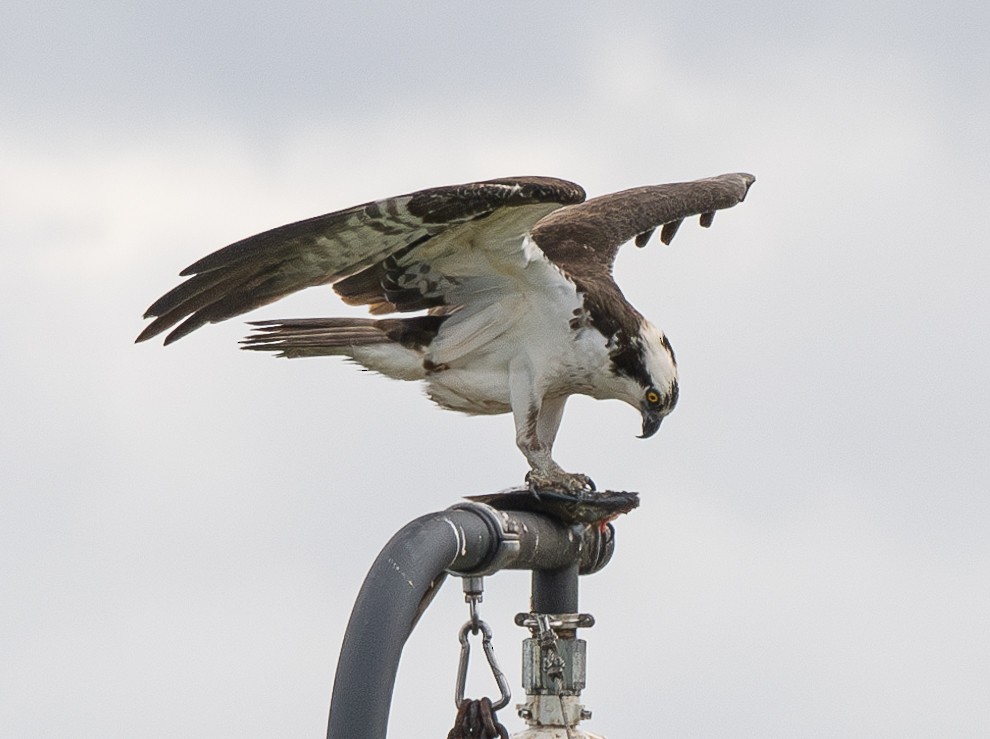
{"left": 326, "top": 502, "right": 610, "bottom": 739}
{"left": 531, "top": 561, "right": 580, "bottom": 615}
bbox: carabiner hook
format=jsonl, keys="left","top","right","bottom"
{"left": 454, "top": 618, "right": 512, "bottom": 711}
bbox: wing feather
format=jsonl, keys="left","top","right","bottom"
{"left": 530, "top": 173, "right": 754, "bottom": 274}
{"left": 137, "top": 177, "right": 584, "bottom": 344}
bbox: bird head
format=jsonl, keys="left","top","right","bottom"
{"left": 605, "top": 320, "right": 679, "bottom": 439}
{"left": 638, "top": 377, "right": 679, "bottom": 438}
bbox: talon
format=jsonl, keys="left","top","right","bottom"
{"left": 526, "top": 469, "right": 597, "bottom": 495}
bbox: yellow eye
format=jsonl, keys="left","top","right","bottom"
{"left": 646, "top": 390, "right": 660, "bottom": 405}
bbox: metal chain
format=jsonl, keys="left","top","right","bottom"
{"left": 446, "top": 697, "right": 510, "bottom": 739}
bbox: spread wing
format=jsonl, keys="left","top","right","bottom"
{"left": 136, "top": 177, "right": 585, "bottom": 344}
{"left": 529, "top": 173, "right": 755, "bottom": 278}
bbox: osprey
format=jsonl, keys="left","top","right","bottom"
{"left": 138, "top": 173, "right": 754, "bottom": 493}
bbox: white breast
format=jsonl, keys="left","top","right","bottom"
{"left": 422, "top": 236, "right": 614, "bottom": 415}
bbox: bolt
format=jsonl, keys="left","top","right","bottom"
{"left": 580, "top": 708, "right": 593, "bottom": 721}
{"left": 517, "top": 707, "right": 533, "bottom": 720}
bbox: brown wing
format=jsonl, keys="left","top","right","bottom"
{"left": 136, "top": 177, "right": 585, "bottom": 345}
{"left": 529, "top": 173, "right": 755, "bottom": 278}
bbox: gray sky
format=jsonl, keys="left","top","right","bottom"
{"left": 2, "top": 1, "right": 988, "bottom": 736}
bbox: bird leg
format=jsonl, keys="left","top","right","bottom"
{"left": 514, "top": 394, "right": 596, "bottom": 495}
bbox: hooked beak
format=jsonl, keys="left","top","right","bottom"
{"left": 639, "top": 407, "right": 663, "bottom": 439}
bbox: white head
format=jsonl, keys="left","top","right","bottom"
{"left": 604, "top": 318, "right": 679, "bottom": 438}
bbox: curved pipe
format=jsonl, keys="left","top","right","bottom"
{"left": 326, "top": 503, "right": 611, "bottom": 739}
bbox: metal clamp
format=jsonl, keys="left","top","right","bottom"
{"left": 515, "top": 612, "right": 596, "bottom": 632}
{"left": 447, "top": 501, "right": 522, "bottom": 576}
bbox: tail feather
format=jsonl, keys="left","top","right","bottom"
{"left": 241, "top": 318, "right": 389, "bottom": 357}
{"left": 240, "top": 315, "right": 446, "bottom": 361}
